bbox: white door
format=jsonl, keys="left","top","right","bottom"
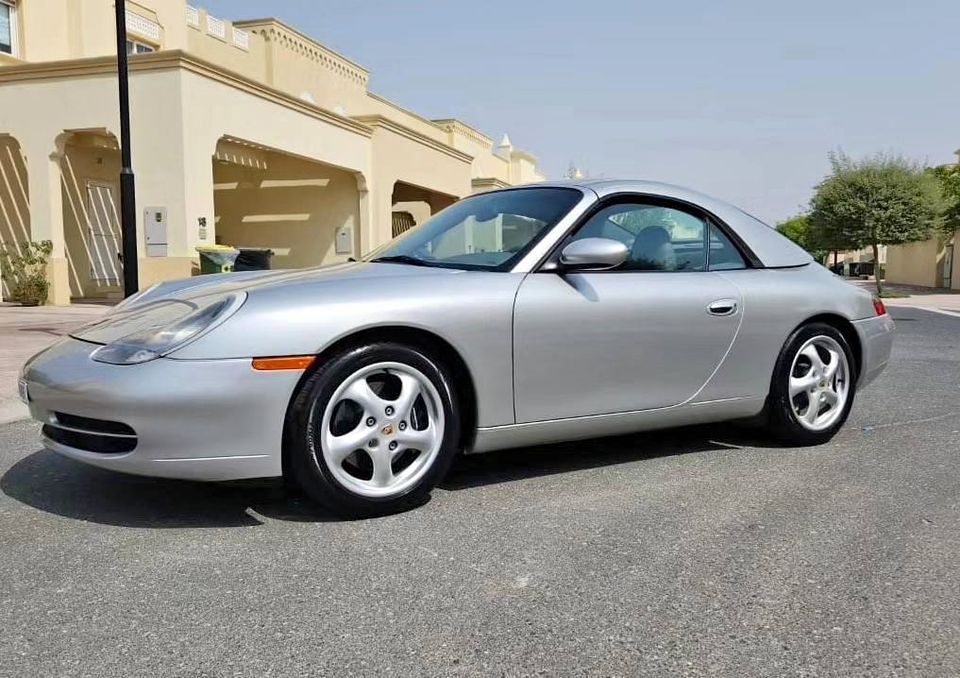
{"left": 86, "top": 182, "right": 122, "bottom": 287}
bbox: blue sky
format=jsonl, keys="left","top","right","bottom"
{"left": 203, "top": 0, "right": 958, "bottom": 223}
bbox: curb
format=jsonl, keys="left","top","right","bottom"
{"left": 0, "top": 400, "right": 29, "bottom": 426}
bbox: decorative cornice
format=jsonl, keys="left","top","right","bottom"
{"left": 0, "top": 51, "right": 373, "bottom": 139}
{"left": 511, "top": 149, "right": 539, "bottom": 164}
{"left": 353, "top": 114, "right": 474, "bottom": 164}
{"left": 366, "top": 93, "right": 448, "bottom": 135}
{"left": 471, "top": 177, "right": 510, "bottom": 191}
{"left": 234, "top": 18, "right": 369, "bottom": 87}
{"left": 0, "top": 55, "right": 119, "bottom": 80}
{"left": 432, "top": 118, "right": 494, "bottom": 148}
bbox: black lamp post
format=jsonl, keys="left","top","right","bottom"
{"left": 114, "top": 0, "right": 139, "bottom": 297}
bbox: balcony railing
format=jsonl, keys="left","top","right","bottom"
{"left": 206, "top": 15, "right": 226, "bottom": 40}
{"left": 185, "top": 5, "right": 200, "bottom": 27}
{"left": 232, "top": 28, "right": 250, "bottom": 50}
{"left": 126, "top": 10, "right": 161, "bottom": 42}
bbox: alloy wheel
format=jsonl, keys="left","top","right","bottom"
{"left": 317, "top": 361, "right": 444, "bottom": 498}
{"left": 788, "top": 335, "right": 850, "bottom": 432}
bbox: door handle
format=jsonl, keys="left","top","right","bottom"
{"left": 707, "top": 299, "right": 738, "bottom": 316}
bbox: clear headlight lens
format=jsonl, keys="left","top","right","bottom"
{"left": 91, "top": 293, "right": 245, "bottom": 365}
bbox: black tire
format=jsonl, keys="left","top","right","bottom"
{"left": 765, "top": 322, "right": 857, "bottom": 446}
{"left": 286, "top": 342, "right": 461, "bottom": 518}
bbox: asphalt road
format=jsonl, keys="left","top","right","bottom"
{"left": 1, "top": 306, "right": 958, "bottom": 677}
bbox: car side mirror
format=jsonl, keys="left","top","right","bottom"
{"left": 559, "top": 238, "right": 629, "bottom": 271}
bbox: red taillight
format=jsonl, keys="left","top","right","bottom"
{"left": 873, "top": 297, "right": 887, "bottom": 316}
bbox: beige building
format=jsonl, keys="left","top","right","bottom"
{"left": 885, "top": 238, "right": 957, "bottom": 289}
{"left": 0, "top": 1, "right": 546, "bottom": 303}
{"left": 884, "top": 150, "right": 960, "bottom": 290}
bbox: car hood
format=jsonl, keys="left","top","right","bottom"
{"left": 148, "top": 261, "right": 462, "bottom": 300}
{"left": 71, "top": 262, "right": 462, "bottom": 345}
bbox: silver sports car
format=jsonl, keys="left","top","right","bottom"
{"left": 20, "top": 180, "right": 894, "bottom": 516}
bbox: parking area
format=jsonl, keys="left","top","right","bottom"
{"left": 0, "top": 305, "right": 958, "bottom": 676}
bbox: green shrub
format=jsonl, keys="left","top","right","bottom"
{"left": 0, "top": 240, "right": 54, "bottom": 306}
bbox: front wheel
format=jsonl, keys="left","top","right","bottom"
{"left": 766, "top": 323, "right": 857, "bottom": 445}
{"left": 287, "top": 342, "right": 461, "bottom": 517}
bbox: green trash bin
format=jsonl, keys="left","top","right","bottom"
{"left": 196, "top": 245, "right": 239, "bottom": 274}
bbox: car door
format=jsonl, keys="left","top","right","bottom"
{"left": 512, "top": 198, "right": 747, "bottom": 423}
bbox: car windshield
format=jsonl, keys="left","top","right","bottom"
{"left": 365, "top": 187, "right": 582, "bottom": 271}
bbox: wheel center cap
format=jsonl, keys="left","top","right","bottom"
{"left": 381, "top": 424, "right": 394, "bottom": 436}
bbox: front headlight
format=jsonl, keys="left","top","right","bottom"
{"left": 91, "top": 293, "right": 246, "bottom": 365}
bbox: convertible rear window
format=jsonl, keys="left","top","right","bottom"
{"left": 365, "top": 187, "right": 582, "bottom": 271}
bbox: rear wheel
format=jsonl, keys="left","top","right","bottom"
{"left": 287, "top": 342, "right": 460, "bottom": 517}
{"left": 766, "top": 323, "right": 856, "bottom": 445}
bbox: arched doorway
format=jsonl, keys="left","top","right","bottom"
{"left": 0, "top": 134, "right": 31, "bottom": 301}
{"left": 57, "top": 130, "right": 123, "bottom": 300}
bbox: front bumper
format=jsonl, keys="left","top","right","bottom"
{"left": 21, "top": 338, "right": 303, "bottom": 481}
{"left": 852, "top": 313, "right": 895, "bottom": 389}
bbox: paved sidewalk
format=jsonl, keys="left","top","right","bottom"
{"left": 0, "top": 303, "right": 109, "bottom": 424}
{"left": 850, "top": 280, "right": 960, "bottom": 315}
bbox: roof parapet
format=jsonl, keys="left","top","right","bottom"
{"left": 233, "top": 18, "right": 369, "bottom": 87}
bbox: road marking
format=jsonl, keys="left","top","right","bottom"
{"left": 886, "top": 303, "right": 960, "bottom": 318}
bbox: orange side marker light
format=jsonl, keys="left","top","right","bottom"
{"left": 252, "top": 356, "right": 315, "bottom": 371}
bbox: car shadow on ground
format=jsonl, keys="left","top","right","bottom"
{"left": 0, "top": 449, "right": 324, "bottom": 528}
{"left": 1, "top": 423, "right": 785, "bottom": 528}
{"left": 440, "top": 423, "right": 783, "bottom": 490}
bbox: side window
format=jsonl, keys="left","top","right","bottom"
{"left": 1, "top": 1, "right": 17, "bottom": 57}
{"left": 126, "top": 39, "right": 156, "bottom": 54}
{"left": 570, "top": 203, "right": 708, "bottom": 271}
{"left": 707, "top": 223, "right": 747, "bottom": 270}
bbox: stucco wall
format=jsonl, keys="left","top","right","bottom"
{"left": 0, "top": 136, "right": 29, "bottom": 248}
{"left": 511, "top": 153, "right": 545, "bottom": 184}
{"left": 0, "top": 136, "right": 31, "bottom": 299}
{"left": 18, "top": 0, "right": 190, "bottom": 61}
{"left": 438, "top": 124, "right": 511, "bottom": 183}
{"left": 10, "top": 0, "right": 544, "bottom": 196}
{"left": 243, "top": 22, "right": 368, "bottom": 116}
{"left": 17, "top": 0, "right": 72, "bottom": 61}
{"left": 363, "top": 122, "right": 472, "bottom": 245}
{"left": 355, "top": 96, "right": 450, "bottom": 145}
{"left": 185, "top": 12, "right": 267, "bottom": 82}
{"left": 178, "top": 63, "right": 372, "bottom": 254}
{"left": 885, "top": 239, "right": 941, "bottom": 288}
{"left": 213, "top": 153, "right": 360, "bottom": 269}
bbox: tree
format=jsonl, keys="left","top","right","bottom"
{"left": 809, "top": 152, "right": 944, "bottom": 295}
{"left": 776, "top": 214, "right": 829, "bottom": 263}
{"left": 930, "top": 164, "right": 960, "bottom": 237}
